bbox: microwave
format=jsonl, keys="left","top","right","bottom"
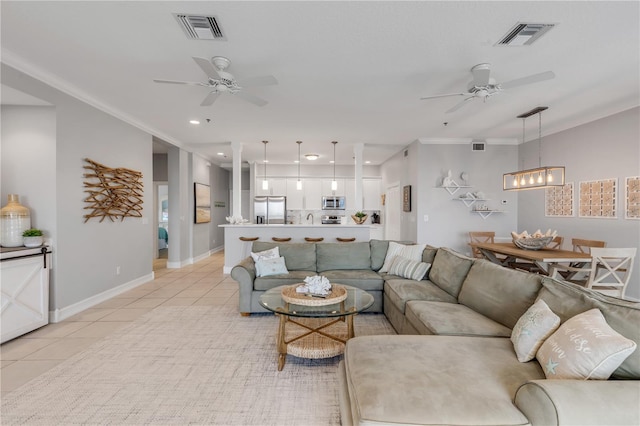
{"left": 322, "top": 196, "right": 346, "bottom": 210}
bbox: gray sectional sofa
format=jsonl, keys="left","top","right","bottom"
{"left": 230, "top": 240, "right": 640, "bottom": 425}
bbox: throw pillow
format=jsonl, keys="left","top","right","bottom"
{"left": 251, "top": 247, "right": 279, "bottom": 262}
{"left": 379, "top": 242, "right": 427, "bottom": 273}
{"left": 388, "top": 256, "right": 431, "bottom": 281}
{"left": 511, "top": 299, "right": 561, "bottom": 362}
{"left": 536, "top": 308, "right": 637, "bottom": 380}
{"left": 255, "top": 256, "right": 289, "bottom": 277}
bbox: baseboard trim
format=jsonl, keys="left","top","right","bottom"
{"left": 49, "top": 272, "right": 154, "bottom": 323}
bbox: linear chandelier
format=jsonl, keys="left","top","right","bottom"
{"left": 503, "top": 106, "right": 565, "bottom": 191}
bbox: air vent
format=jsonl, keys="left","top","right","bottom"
{"left": 175, "top": 14, "right": 226, "bottom": 40}
{"left": 497, "top": 23, "right": 555, "bottom": 46}
{"left": 472, "top": 141, "right": 486, "bottom": 152}
{"left": 404, "top": 150, "right": 408, "bottom": 157}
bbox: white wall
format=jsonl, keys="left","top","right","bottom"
{"left": 518, "top": 107, "right": 640, "bottom": 299}
{"left": 2, "top": 63, "right": 153, "bottom": 312}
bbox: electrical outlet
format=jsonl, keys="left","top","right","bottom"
{"left": 423, "top": 215, "right": 429, "bottom": 222}
{"left": 116, "top": 266, "right": 121, "bottom": 275}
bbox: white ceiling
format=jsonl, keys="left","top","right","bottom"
{"left": 1, "top": 1, "right": 638, "bottom": 166}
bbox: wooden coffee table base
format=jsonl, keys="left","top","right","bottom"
{"left": 275, "top": 309, "right": 356, "bottom": 371}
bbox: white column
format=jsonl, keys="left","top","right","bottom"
{"left": 354, "top": 143, "right": 364, "bottom": 211}
{"left": 232, "top": 141, "right": 242, "bottom": 217}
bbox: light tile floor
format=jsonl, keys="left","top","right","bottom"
{"left": 0, "top": 250, "right": 238, "bottom": 396}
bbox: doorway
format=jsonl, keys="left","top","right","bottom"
{"left": 154, "top": 182, "right": 168, "bottom": 261}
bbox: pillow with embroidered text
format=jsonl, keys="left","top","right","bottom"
{"left": 511, "top": 299, "right": 560, "bottom": 362}
{"left": 536, "top": 308, "right": 636, "bottom": 380}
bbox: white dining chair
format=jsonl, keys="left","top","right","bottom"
{"left": 585, "top": 247, "right": 637, "bottom": 299}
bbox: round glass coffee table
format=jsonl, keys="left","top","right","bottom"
{"left": 259, "top": 284, "right": 374, "bottom": 371}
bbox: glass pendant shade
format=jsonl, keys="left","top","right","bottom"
{"left": 331, "top": 141, "right": 338, "bottom": 192}
{"left": 296, "top": 180, "right": 302, "bottom": 190}
{"left": 296, "top": 141, "right": 302, "bottom": 190}
{"left": 262, "top": 140, "right": 269, "bottom": 190}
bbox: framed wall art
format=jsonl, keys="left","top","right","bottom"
{"left": 403, "top": 185, "right": 411, "bottom": 212}
{"left": 578, "top": 178, "right": 617, "bottom": 219}
{"left": 625, "top": 176, "right": 640, "bottom": 219}
{"left": 194, "top": 182, "right": 211, "bottom": 224}
{"left": 545, "top": 182, "right": 574, "bottom": 217}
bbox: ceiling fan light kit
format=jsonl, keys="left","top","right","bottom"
{"left": 503, "top": 106, "right": 565, "bottom": 191}
{"left": 305, "top": 154, "right": 319, "bottom": 161}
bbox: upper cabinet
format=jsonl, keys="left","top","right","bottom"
{"left": 321, "top": 179, "right": 345, "bottom": 196}
{"left": 286, "top": 179, "right": 305, "bottom": 210}
{"left": 363, "top": 179, "right": 381, "bottom": 210}
{"left": 304, "top": 179, "right": 322, "bottom": 210}
{"left": 255, "top": 178, "right": 287, "bottom": 196}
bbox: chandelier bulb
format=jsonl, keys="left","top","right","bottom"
{"left": 547, "top": 174, "right": 554, "bottom": 183}
{"left": 537, "top": 173, "right": 543, "bottom": 184}
{"left": 512, "top": 176, "right": 519, "bottom": 187}
{"left": 529, "top": 175, "right": 534, "bottom": 185}
{"left": 520, "top": 176, "right": 526, "bottom": 186}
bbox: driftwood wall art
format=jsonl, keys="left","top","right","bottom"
{"left": 83, "top": 158, "right": 143, "bottom": 222}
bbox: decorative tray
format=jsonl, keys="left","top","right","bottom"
{"left": 281, "top": 284, "right": 347, "bottom": 306}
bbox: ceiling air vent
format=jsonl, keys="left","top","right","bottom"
{"left": 472, "top": 141, "right": 486, "bottom": 152}
{"left": 497, "top": 23, "right": 555, "bottom": 46}
{"left": 174, "top": 14, "right": 226, "bottom": 40}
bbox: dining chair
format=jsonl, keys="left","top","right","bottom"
{"left": 572, "top": 238, "right": 606, "bottom": 253}
{"left": 585, "top": 247, "right": 637, "bottom": 298}
{"left": 468, "top": 232, "right": 496, "bottom": 259}
{"left": 509, "top": 236, "right": 564, "bottom": 273}
{"left": 554, "top": 238, "right": 608, "bottom": 282}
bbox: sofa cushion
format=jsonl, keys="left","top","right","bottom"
{"left": 252, "top": 241, "right": 316, "bottom": 271}
{"left": 384, "top": 278, "right": 456, "bottom": 314}
{"left": 250, "top": 246, "right": 279, "bottom": 262}
{"left": 428, "top": 247, "right": 474, "bottom": 298}
{"left": 458, "top": 259, "right": 542, "bottom": 329}
{"left": 405, "top": 301, "right": 512, "bottom": 337}
{"left": 536, "top": 308, "right": 637, "bottom": 380}
{"left": 511, "top": 299, "right": 560, "bottom": 362}
{"left": 254, "top": 270, "right": 316, "bottom": 291}
{"left": 255, "top": 256, "right": 289, "bottom": 277}
{"left": 369, "top": 239, "right": 390, "bottom": 271}
{"left": 321, "top": 269, "right": 384, "bottom": 291}
{"left": 537, "top": 277, "right": 640, "bottom": 379}
{"left": 343, "top": 335, "right": 544, "bottom": 426}
{"left": 316, "top": 242, "right": 370, "bottom": 272}
{"left": 422, "top": 245, "right": 438, "bottom": 265}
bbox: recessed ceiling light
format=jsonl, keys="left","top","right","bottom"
{"left": 217, "top": 152, "right": 224, "bottom": 156}
{"left": 189, "top": 119, "right": 200, "bottom": 125}
{"left": 294, "top": 160, "right": 300, "bottom": 163}
{"left": 329, "top": 160, "right": 335, "bottom": 164}
{"left": 365, "top": 161, "right": 371, "bottom": 164}
{"left": 305, "top": 154, "right": 319, "bottom": 161}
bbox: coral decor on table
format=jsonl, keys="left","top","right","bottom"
{"left": 511, "top": 229, "right": 557, "bottom": 250}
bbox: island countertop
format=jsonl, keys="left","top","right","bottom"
{"left": 220, "top": 223, "right": 373, "bottom": 273}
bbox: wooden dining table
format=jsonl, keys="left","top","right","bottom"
{"left": 469, "top": 242, "right": 592, "bottom": 276}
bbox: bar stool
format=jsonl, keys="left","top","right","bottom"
{"left": 238, "top": 236, "right": 259, "bottom": 259}
{"left": 304, "top": 237, "right": 324, "bottom": 242}
{"left": 336, "top": 237, "right": 356, "bottom": 242}
{"left": 272, "top": 237, "right": 291, "bottom": 242}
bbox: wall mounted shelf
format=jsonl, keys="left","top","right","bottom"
{"left": 453, "top": 198, "right": 489, "bottom": 207}
{"left": 472, "top": 210, "right": 505, "bottom": 219}
{"left": 438, "top": 185, "right": 472, "bottom": 195}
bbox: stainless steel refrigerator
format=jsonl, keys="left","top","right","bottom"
{"left": 254, "top": 196, "right": 286, "bottom": 224}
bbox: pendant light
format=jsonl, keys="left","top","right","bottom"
{"left": 331, "top": 141, "right": 338, "bottom": 191}
{"left": 503, "top": 107, "right": 565, "bottom": 191}
{"left": 296, "top": 141, "right": 302, "bottom": 190}
{"left": 262, "top": 140, "right": 269, "bottom": 190}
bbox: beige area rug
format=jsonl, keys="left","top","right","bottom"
{"left": 1, "top": 305, "right": 395, "bottom": 425}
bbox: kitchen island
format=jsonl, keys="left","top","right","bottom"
{"left": 219, "top": 224, "right": 372, "bottom": 273}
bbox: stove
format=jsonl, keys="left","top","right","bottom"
{"left": 321, "top": 215, "right": 343, "bottom": 224}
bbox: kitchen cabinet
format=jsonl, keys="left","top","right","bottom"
{"left": 286, "top": 179, "right": 304, "bottom": 210}
{"left": 304, "top": 179, "right": 322, "bottom": 210}
{"left": 255, "top": 178, "right": 287, "bottom": 196}
{"left": 363, "top": 179, "right": 381, "bottom": 210}
{"left": 1, "top": 247, "right": 51, "bottom": 343}
{"left": 344, "top": 179, "right": 356, "bottom": 209}
{"left": 321, "top": 179, "right": 345, "bottom": 196}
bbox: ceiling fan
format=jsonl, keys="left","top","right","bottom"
{"left": 420, "top": 63, "right": 555, "bottom": 113}
{"left": 154, "top": 56, "right": 278, "bottom": 107}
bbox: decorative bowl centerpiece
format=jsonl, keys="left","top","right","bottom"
{"left": 511, "top": 229, "right": 556, "bottom": 251}
{"left": 352, "top": 211, "right": 368, "bottom": 225}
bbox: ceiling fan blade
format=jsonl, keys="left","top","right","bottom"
{"left": 421, "top": 92, "right": 467, "bottom": 100}
{"left": 446, "top": 96, "right": 475, "bottom": 114}
{"left": 192, "top": 57, "right": 220, "bottom": 79}
{"left": 471, "top": 63, "right": 491, "bottom": 87}
{"left": 500, "top": 71, "right": 555, "bottom": 90}
{"left": 234, "top": 91, "right": 268, "bottom": 107}
{"left": 153, "top": 79, "right": 204, "bottom": 86}
{"left": 237, "top": 75, "right": 278, "bottom": 87}
{"left": 200, "top": 92, "right": 221, "bottom": 107}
